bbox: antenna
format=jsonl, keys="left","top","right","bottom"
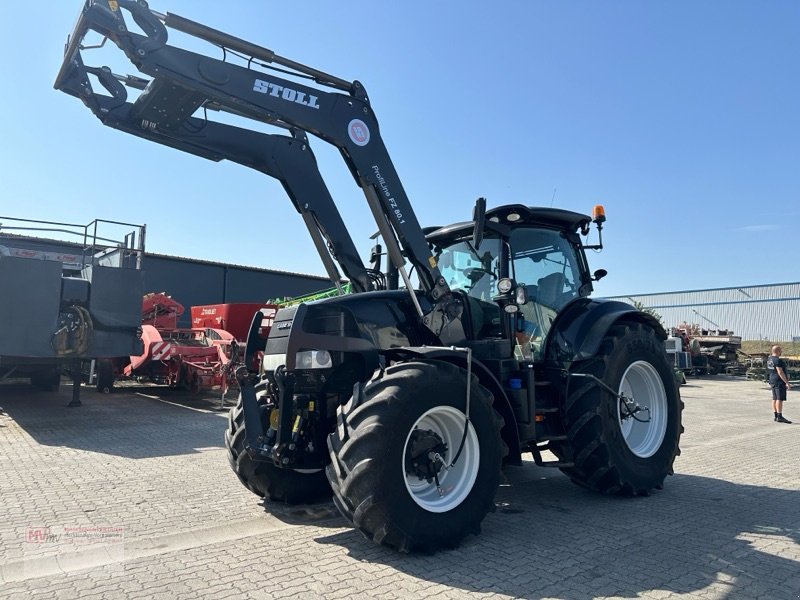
{"left": 549, "top": 188, "right": 557, "bottom": 207}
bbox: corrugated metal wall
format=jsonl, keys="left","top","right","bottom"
{"left": 607, "top": 283, "right": 800, "bottom": 341}
{"left": 7, "top": 233, "right": 798, "bottom": 340}
{"left": 1, "top": 235, "right": 331, "bottom": 327}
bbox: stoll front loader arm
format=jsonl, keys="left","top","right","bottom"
{"left": 54, "top": 0, "right": 451, "bottom": 313}
{"left": 54, "top": 5, "right": 376, "bottom": 295}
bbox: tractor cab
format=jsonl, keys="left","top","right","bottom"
{"left": 427, "top": 204, "right": 606, "bottom": 361}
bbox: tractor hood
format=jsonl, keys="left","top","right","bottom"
{"left": 262, "top": 290, "right": 439, "bottom": 375}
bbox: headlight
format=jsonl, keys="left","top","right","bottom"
{"left": 295, "top": 350, "right": 332, "bottom": 369}
{"left": 262, "top": 353, "right": 286, "bottom": 373}
{"left": 497, "top": 278, "right": 513, "bottom": 294}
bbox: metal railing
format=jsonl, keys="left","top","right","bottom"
{"left": 0, "top": 216, "right": 145, "bottom": 269}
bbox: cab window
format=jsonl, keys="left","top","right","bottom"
{"left": 435, "top": 238, "right": 500, "bottom": 302}
{"left": 434, "top": 237, "right": 503, "bottom": 338}
{"left": 510, "top": 228, "right": 581, "bottom": 360}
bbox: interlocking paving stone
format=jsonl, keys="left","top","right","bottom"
{"left": 0, "top": 377, "right": 798, "bottom": 599}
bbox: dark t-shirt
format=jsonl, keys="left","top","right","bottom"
{"left": 767, "top": 355, "right": 787, "bottom": 386}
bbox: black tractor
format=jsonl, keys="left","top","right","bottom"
{"left": 56, "top": 0, "right": 682, "bottom": 553}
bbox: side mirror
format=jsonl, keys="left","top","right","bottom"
{"left": 369, "top": 243, "right": 382, "bottom": 271}
{"left": 593, "top": 269, "right": 607, "bottom": 282}
{"left": 472, "top": 197, "right": 486, "bottom": 250}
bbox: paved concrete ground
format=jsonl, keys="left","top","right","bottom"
{"left": 0, "top": 376, "right": 798, "bottom": 599}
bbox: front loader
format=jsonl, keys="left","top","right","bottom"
{"left": 56, "top": 1, "right": 682, "bottom": 553}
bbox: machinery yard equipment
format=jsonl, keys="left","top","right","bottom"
{"left": 693, "top": 329, "right": 743, "bottom": 374}
{"left": 190, "top": 302, "right": 278, "bottom": 346}
{"left": 57, "top": 1, "right": 682, "bottom": 552}
{"left": 666, "top": 329, "right": 694, "bottom": 375}
{"left": 96, "top": 293, "right": 241, "bottom": 395}
{"left": 191, "top": 300, "right": 279, "bottom": 386}
{"left": 745, "top": 353, "right": 800, "bottom": 384}
{"left": 0, "top": 215, "right": 144, "bottom": 405}
{"left": 673, "top": 323, "right": 743, "bottom": 375}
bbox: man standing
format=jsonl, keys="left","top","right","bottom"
{"left": 767, "top": 345, "right": 792, "bottom": 423}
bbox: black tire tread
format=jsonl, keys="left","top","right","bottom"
{"left": 327, "top": 360, "right": 506, "bottom": 553}
{"left": 558, "top": 322, "right": 684, "bottom": 495}
{"left": 224, "top": 393, "right": 330, "bottom": 504}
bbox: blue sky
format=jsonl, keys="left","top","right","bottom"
{"left": 1, "top": 1, "right": 798, "bottom": 298}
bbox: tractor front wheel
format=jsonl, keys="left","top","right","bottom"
{"left": 327, "top": 360, "right": 504, "bottom": 552}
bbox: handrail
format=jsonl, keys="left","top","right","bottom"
{"left": 0, "top": 215, "right": 146, "bottom": 269}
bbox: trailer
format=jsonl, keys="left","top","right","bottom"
{"left": 0, "top": 216, "right": 144, "bottom": 405}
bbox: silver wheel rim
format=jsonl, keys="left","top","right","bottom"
{"left": 403, "top": 406, "right": 480, "bottom": 513}
{"left": 617, "top": 361, "right": 668, "bottom": 458}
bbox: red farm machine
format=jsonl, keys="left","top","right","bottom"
{"left": 96, "top": 293, "right": 276, "bottom": 398}
{"left": 190, "top": 301, "right": 277, "bottom": 347}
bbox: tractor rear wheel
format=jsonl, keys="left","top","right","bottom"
{"left": 224, "top": 392, "right": 330, "bottom": 504}
{"left": 558, "top": 322, "right": 683, "bottom": 494}
{"left": 326, "top": 360, "right": 504, "bottom": 552}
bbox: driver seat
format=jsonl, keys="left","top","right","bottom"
{"left": 537, "top": 273, "right": 565, "bottom": 308}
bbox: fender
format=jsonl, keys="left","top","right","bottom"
{"left": 545, "top": 298, "right": 666, "bottom": 363}
{"left": 384, "top": 346, "right": 522, "bottom": 465}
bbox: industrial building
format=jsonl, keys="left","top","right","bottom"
{"left": 607, "top": 282, "right": 800, "bottom": 342}
{"left": 0, "top": 232, "right": 331, "bottom": 326}
{"left": 5, "top": 227, "right": 799, "bottom": 342}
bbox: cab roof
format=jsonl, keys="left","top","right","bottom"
{"left": 425, "top": 205, "right": 592, "bottom": 241}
